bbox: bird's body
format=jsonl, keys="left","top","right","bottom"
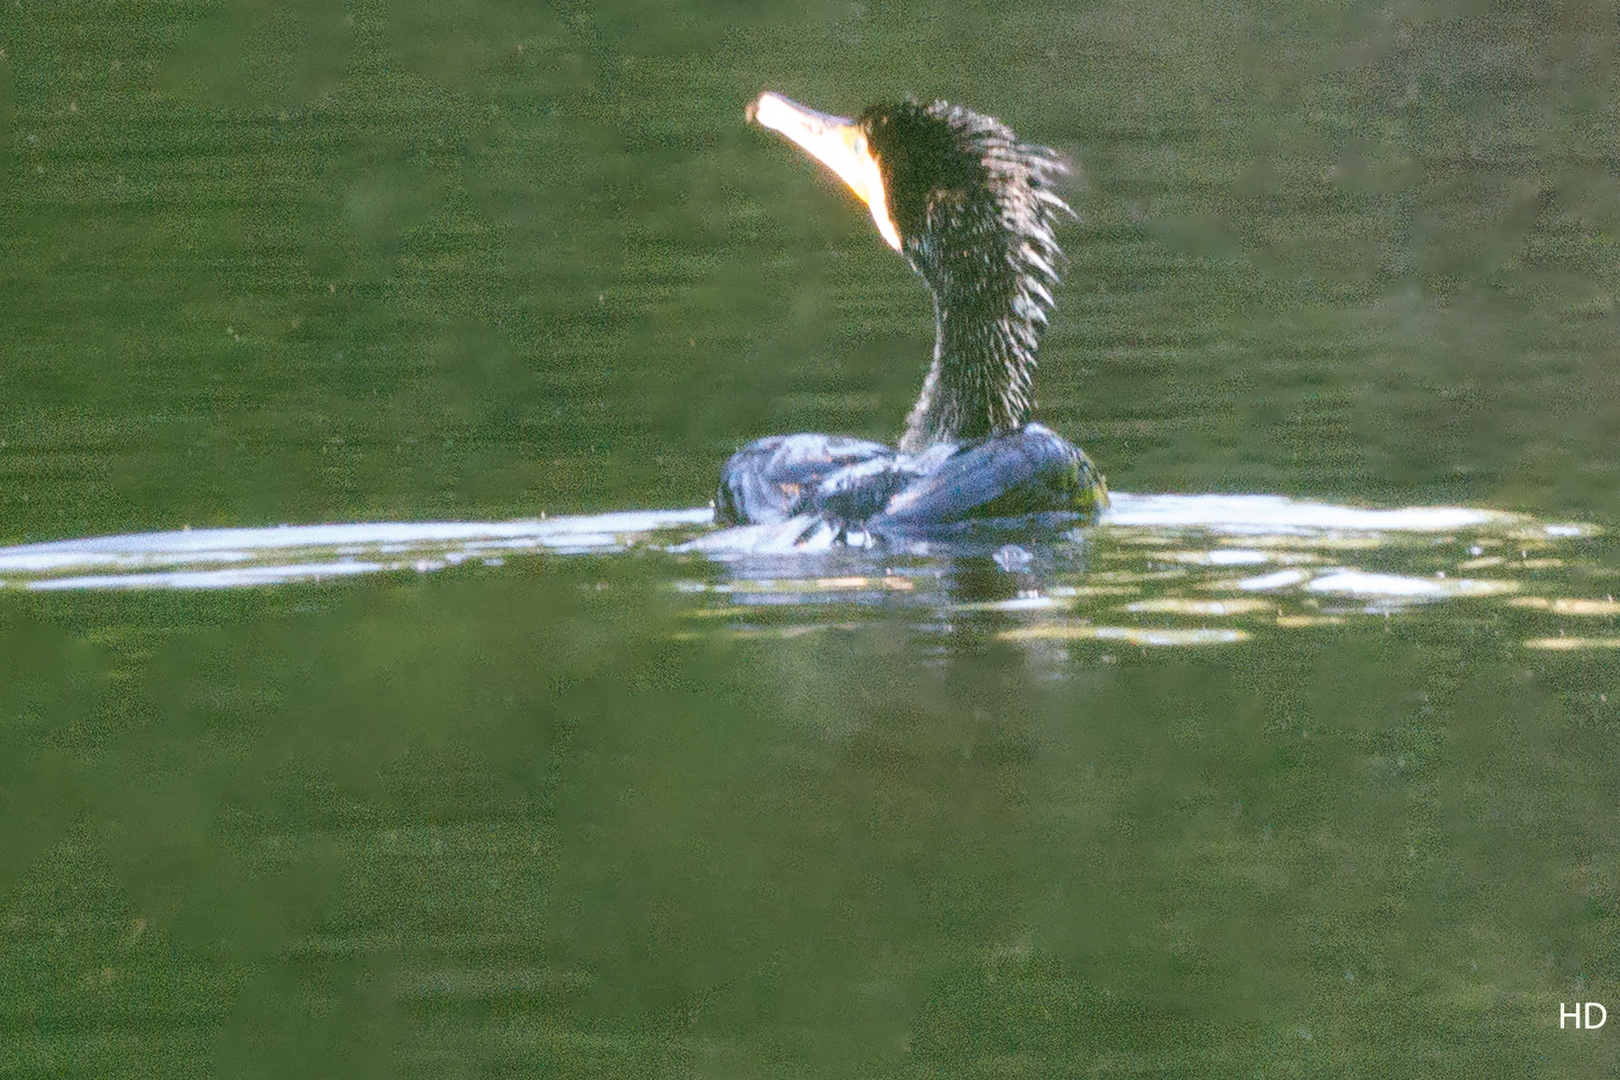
{"left": 718, "top": 93, "right": 1106, "bottom": 539}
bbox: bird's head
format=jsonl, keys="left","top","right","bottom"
{"left": 747, "top": 92, "right": 1072, "bottom": 299}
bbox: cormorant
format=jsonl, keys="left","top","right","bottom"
{"left": 717, "top": 91, "right": 1107, "bottom": 540}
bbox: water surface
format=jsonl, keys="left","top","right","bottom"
{"left": 5, "top": 1, "right": 1620, "bottom": 1076}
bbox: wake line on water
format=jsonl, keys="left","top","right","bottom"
{"left": 0, "top": 495, "right": 1592, "bottom": 593}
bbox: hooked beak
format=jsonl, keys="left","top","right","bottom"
{"left": 747, "top": 91, "right": 903, "bottom": 252}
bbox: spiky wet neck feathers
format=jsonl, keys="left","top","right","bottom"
{"left": 858, "top": 101, "right": 1071, "bottom": 453}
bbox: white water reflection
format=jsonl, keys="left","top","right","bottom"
{"left": 0, "top": 495, "right": 1598, "bottom": 639}
{"left": 0, "top": 511, "right": 713, "bottom": 590}
{"left": 1304, "top": 569, "right": 1520, "bottom": 600}
{"left": 1101, "top": 493, "right": 1513, "bottom": 533}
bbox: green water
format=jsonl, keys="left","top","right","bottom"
{"left": 5, "top": 1, "right": 1620, "bottom": 1076}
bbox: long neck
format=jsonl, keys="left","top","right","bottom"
{"left": 897, "top": 259, "right": 1044, "bottom": 453}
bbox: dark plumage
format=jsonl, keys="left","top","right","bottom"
{"left": 718, "top": 92, "right": 1107, "bottom": 538}
{"left": 862, "top": 100, "right": 1071, "bottom": 450}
